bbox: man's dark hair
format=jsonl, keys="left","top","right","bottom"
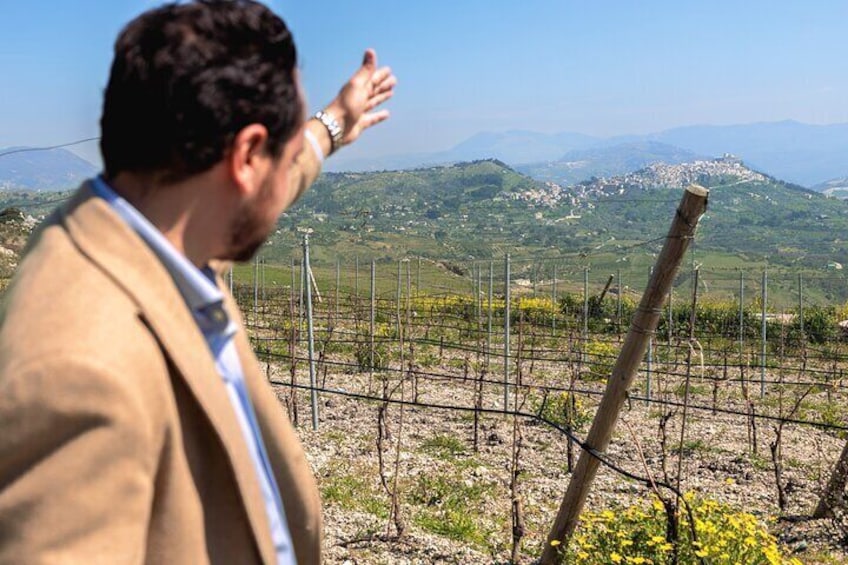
{"left": 100, "top": 0, "right": 302, "bottom": 183}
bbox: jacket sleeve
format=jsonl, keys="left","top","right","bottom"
{"left": 0, "top": 355, "right": 159, "bottom": 565}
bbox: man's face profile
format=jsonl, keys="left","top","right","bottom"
{"left": 225, "top": 120, "right": 306, "bottom": 263}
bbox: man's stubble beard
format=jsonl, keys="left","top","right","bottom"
{"left": 225, "top": 174, "right": 276, "bottom": 263}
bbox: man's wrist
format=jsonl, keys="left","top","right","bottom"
{"left": 303, "top": 129, "right": 324, "bottom": 164}
{"left": 313, "top": 110, "right": 344, "bottom": 154}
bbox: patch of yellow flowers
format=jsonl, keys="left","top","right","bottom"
{"left": 516, "top": 296, "right": 557, "bottom": 316}
{"left": 556, "top": 493, "right": 802, "bottom": 565}
{"left": 410, "top": 294, "right": 557, "bottom": 322}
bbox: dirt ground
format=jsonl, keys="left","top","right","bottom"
{"left": 264, "top": 357, "right": 848, "bottom": 564}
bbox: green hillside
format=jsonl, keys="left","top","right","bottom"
{"left": 272, "top": 159, "right": 555, "bottom": 264}
{"left": 272, "top": 158, "right": 848, "bottom": 266}
{"left": 5, "top": 158, "right": 848, "bottom": 303}
{"left": 266, "top": 158, "right": 848, "bottom": 303}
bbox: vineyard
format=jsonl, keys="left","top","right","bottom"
{"left": 232, "top": 248, "right": 848, "bottom": 564}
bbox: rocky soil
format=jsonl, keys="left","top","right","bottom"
{"left": 264, "top": 357, "right": 848, "bottom": 564}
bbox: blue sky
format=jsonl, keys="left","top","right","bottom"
{"left": 2, "top": 1, "right": 848, "bottom": 166}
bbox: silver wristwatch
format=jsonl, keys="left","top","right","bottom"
{"left": 313, "top": 110, "right": 344, "bottom": 154}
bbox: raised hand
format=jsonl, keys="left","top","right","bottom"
{"left": 324, "top": 48, "right": 397, "bottom": 148}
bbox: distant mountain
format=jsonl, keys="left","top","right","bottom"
{"left": 443, "top": 130, "right": 599, "bottom": 163}
{"left": 0, "top": 147, "right": 97, "bottom": 191}
{"left": 326, "top": 121, "right": 848, "bottom": 187}
{"left": 559, "top": 157, "right": 848, "bottom": 280}
{"left": 516, "top": 141, "right": 701, "bottom": 185}
{"left": 812, "top": 177, "right": 848, "bottom": 199}
{"left": 642, "top": 120, "right": 848, "bottom": 186}
{"left": 325, "top": 130, "right": 599, "bottom": 173}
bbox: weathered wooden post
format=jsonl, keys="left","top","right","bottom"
{"left": 815, "top": 440, "right": 848, "bottom": 518}
{"left": 540, "top": 184, "right": 708, "bottom": 563}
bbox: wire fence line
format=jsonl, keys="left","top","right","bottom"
{"left": 256, "top": 349, "right": 848, "bottom": 434}
{"left": 267, "top": 378, "right": 697, "bottom": 503}
{"left": 236, "top": 240, "right": 848, "bottom": 455}
{"left": 235, "top": 263, "right": 848, "bottom": 400}
{"left": 236, "top": 241, "right": 848, "bottom": 561}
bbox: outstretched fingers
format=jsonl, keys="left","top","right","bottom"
{"left": 365, "top": 89, "right": 395, "bottom": 112}
{"left": 358, "top": 109, "right": 391, "bottom": 132}
{"left": 370, "top": 67, "right": 395, "bottom": 91}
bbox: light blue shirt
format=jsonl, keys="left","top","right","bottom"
{"left": 90, "top": 177, "right": 295, "bottom": 565}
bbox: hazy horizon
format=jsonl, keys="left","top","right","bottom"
{"left": 3, "top": 1, "right": 848, "bottom": 167}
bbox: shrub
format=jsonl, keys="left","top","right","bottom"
{"left": 353, "top": 324, "right": 393, "bottom": 371}
{"left": 532, "top": 391, "right": 592, "bottom": 431}
{"left": 584, "top": 339, "right": 617, "bottom": 382}
{"left": 790, "top": 305, "right": 839, "bottom": 345}
{"left": 655, "top": 298, "right": 761, "bottom": 341}
{"left": 515, "top": 296, "right": 557, "bottom": 326}
{"left": 557, "top": 493, "right": 801, "bottom": 565}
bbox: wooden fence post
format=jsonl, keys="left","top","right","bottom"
{"left": 540, "top": 184, "right": 709, "bottom": 564}
{"left": 814, "top": 440, "right": 848, "bottom": 518}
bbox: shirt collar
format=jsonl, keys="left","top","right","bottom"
{"left": 90, "top": 175, "right": 232, "bottom": 336}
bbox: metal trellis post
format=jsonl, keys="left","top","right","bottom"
{"left": 504, "top": 254, "right": 511, "bottom": 410}
{"left": 761, "top": 270, "right": 767, "bottom": 398}
{"left": 303, "top": 235, "right": 319, "bottom": 431}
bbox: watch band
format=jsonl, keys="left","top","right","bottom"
{"left": 313, "top": 110, "right": 344, "bottom": 154}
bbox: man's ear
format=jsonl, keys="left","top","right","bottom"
{"left": 228, "top": 124, "right": 271, "bottom": 196}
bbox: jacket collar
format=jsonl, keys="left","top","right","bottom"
{"left": 60, "top": 182, "right": 278, "bottom": 565}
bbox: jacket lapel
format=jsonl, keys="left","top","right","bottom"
{"left": 221, "top": 277, "right": 322, "bottom": 565}
{"left": 60, "top": 184, "right": 277, "bottom": 564}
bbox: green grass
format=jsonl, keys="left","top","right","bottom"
{"left": 419, "top": 433, "right": 467, "bottom": 459}
{"left": 320, "top": 466, "right": 388, "bottom": 520}
{"left": 232, "top": 257, "right": 471, "bottom": 300}
{"left": 406, "top": 472, "right": 497, "bottom": 548}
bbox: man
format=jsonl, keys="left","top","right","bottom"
{"left": 0, "top": 1, "right": 396, "bottom": 564}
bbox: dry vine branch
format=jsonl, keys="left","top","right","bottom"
{"left": 771, "top": 384, "right": 815, "bottom": 511}
{"left": 510, "top": 313, "right": 527, "bottom": 563}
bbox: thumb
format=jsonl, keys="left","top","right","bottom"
{"left": 359, "top": 48, "right": 377, "bottom": 75}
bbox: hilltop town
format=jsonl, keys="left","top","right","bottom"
{"left": 514, "top": 155, "right": 769, "bottom": 209}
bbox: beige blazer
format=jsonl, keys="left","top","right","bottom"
{"left": 0, "top": 144, "right": 325, "bottom": 564}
